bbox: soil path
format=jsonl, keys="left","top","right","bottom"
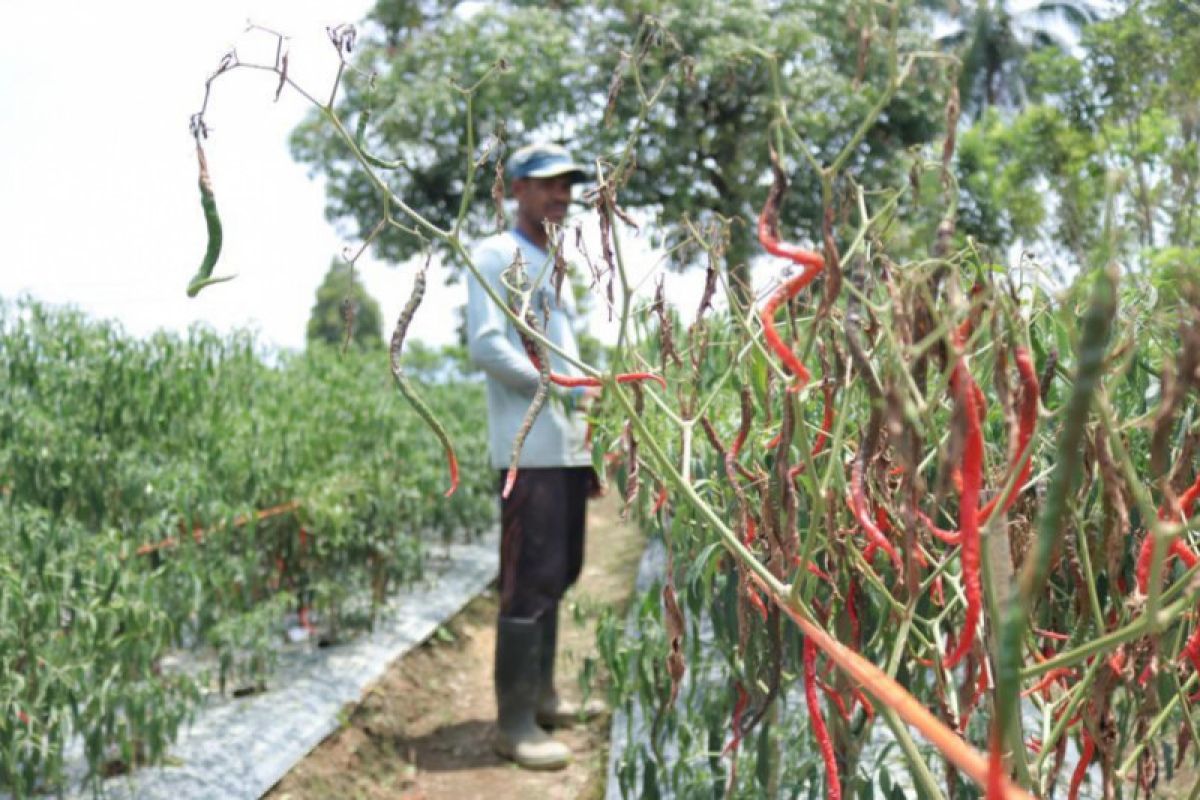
{"left": 266, "top": 487, "right": 644, "bottom": 800}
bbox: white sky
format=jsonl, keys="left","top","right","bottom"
{"left": 0, "top": 0, "right": 721, "bottom": 354}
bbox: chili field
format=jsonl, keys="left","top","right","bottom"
{"left": 8, "top": 2, "right": 1200, "bottom": 799}
{"left": 0, "top": 299, "right": 494, "bottom": 796}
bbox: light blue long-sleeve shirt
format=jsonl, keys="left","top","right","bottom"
{"left": 465, "top": 230, "right": 591, "bottom": 470}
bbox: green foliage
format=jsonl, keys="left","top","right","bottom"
{"left": 291, "top": 0, "right": 946, "bottom": 274}
{"left": 954, "top": 1, "right": 1200, "bottom": 265}
{"left": 306, "top": 259, "right": 385, "bottom": 349}
{"left": 104, "top": 3, "right": 1200, "bottom": 797}
{"left": 0, "top": 299, "right": 493, "bottom": 794}
{"left": 929, "top": 0, "right": 1102, "bottom": 116}
{"left": 0, "top": 508, "right": 198, "bottom": 796}
{"left": 593, "top": 246, "right": 1199, "bottom": 797}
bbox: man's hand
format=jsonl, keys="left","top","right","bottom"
{"left": 587, "top": 466, "right": 607, "bottom": 499}
{"left": 559, "top": 384, "right": 601, "bottom": 415}
{"left": 579, "top": 385, "right": 602, "bottom": 407}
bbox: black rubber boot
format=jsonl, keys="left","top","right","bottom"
{"left": 494, "top": 616, "right": 570, "bottom": 770}
{"left": 536, "top": 604, "right": 605, "bottom": 728}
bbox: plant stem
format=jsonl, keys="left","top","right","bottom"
{"left": 993, "top": 263, "right": 1116, "bottom": 792}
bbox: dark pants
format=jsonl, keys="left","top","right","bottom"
{"left": 497, "top": 467, "right": 596, "bottom": 620}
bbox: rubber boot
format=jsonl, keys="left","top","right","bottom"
{"left": 494, "top": 616, "right": 571, "bottom": 770}
{"left": 536, "top": 605, "right": 606, "bottom": 728}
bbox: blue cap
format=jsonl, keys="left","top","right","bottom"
{"left": 507, "top": 143, "right": 587, "bottom": 183}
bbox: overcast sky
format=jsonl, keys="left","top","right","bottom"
{"left": 0, "top": 1, "right": 715, "bottom": 355}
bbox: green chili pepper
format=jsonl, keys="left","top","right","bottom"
{"left": 186, "top": 142, "right": 236, "bottom": 297}
{"left": 354, "top": 109, "right": 404, "bottom": 171}
{"left": 992, "top": 264, "right": 1116, "bottom": 794}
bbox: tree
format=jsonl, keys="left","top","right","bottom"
{"left": 929, "top": 0, "right": 1101, "bottom": 117}
{"left": 952, "top": 1, "right": 1200, "bottom": 267}
{"left": 289, "top": 0, "right": 948, "bottom": 294}
{"left": 306, "top": 259, "right": 385, "bottom": 349}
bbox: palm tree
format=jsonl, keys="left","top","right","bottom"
{"left": 928, "top": 0, "right": 1102, "bottom": 116}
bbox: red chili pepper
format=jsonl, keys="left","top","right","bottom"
{"left": 1035, "top": 627, "right": 1070, "bottom": 642}
{"left": 956, "top": 284, "right": 985, "bottom": 344}
{"left": 747, "top": 586, "right": 769, "bottom": 621}
{"left": 919, "top": 510, "right": 962, "bottom": 546}
{"left": 556, "top": 371, "right": 668, "bottom": 390}
{"left": 923, "top": 347, "right": 1040, "bottom": 545}
{"left": 758, "top": 215, "right": 825, "bottom": 271}
{"left": 1021, "top": 667, "right": 1074, "bottom": 699}
{"left": 944, "top": 357, "right": 984, "bottom": 670}
{"left": 959, "top": 657, "right": 991, "bottom": 732}
{"left": 757, "top": 174, "right": 824, "bottom": 392}
{"left": 804, "top": 637, "right": 842, "bottom": 800}
{"left": 857, "top": 509, "right": 929, "bottom": 591}
{"left": 810, "top": 380, "right": 836, "bottom": 456}
{"left": 1135, "top": 537, "right": 1199, "bottom": 593}
{"left": 1135, "top": 470, "right": 1200, "bottom": 594}
{"left": 862, "top": 541, "right": 877, "bottom": 562}
{"left": 652, "top": 484, "right": 668, "bottom": 514}
{"left": 1183, "top": 480, "right": 1200, "bottom": 516}
{"left": 979, "top": 347, "right": 1039, "bottom": 523}
{"left": 446, "top": 452, "right": 460, "bottom": 498}
{"left": 850, "top": 685, "right": 875, "bottom": 720}
{"left": 794, "top": 558, "right": 833, "bottom": 584}
{"left": 743, "top": 516, "right": 758, "bottom": 546}
{"left": 1181, "top": 622, "right": 1200, "bottom": 672}
{"left": 849, "top": 460, "right": 902, "bottom": 572}
{"left": 722, "top": 683, "right": 750, "bottom": 757}
{"left": 727, "top": 430, "right": 750, "bottom": 483}
{"left": 945, "top": 323, "right": 985, "bottom": 495}
{"left": 726, "top": 389, "right": 754, "bottom": 485}
{"left": 787, "top": 382, "right": 835, "bottom": 482}
{"left": 986, "top": 730, "right": 1005, "bottom": 800}
{"left": 817, "top": 677, "right": 853, "bottom": 723}
{"left": 525, "top": 349, "right": 667, "bottom": 390}
{"left": 874, "top": 505, "right": 891, "bottom": 534}
{"left": 1068, "top": 733, "right": 1095, "bottom": 800}
{"left": 760, "top": 274, "right": 822, "bottom": 390}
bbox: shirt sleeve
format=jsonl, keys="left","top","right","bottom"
{"left": 466, "top": 242, "right": 543, "bottom": 394}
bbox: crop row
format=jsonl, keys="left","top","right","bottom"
{"left": 590, "top": 259, "right": 1200, "bottom": 798}
{"left": 0, "top": 299, "right": 494, "bottom": 796}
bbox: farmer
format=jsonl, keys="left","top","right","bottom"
{"left": 465, "top": 142, "right": 604, "bottom": 770}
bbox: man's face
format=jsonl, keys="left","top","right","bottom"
{"left": 513, "top": 174, "right": 574, "bottom": 229}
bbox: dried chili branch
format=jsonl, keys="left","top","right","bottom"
{"left": 389, "top": 263, "right": 459, "bottom": 497}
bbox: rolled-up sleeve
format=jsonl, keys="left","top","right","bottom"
{"left": 466, "top": 243, "right": 542, "bottom": 394}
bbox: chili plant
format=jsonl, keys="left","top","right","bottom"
{"left": 136, "top": 11, "right": 1200, "bottom": 800}
{"left": 0, "top": 300, "right": 492, "bottom": 795}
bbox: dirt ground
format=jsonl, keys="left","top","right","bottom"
{"left": 266, "top": 487, "right": 645, "bottom": 800}
{"left": 1158, "top": 760, "right": 1200, "bottom": 798}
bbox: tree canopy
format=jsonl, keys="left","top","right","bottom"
{"left": 290, "top": 0, "right": 951, "bottom": 282}
{"left": 930, "top": 0, "right": 1101, "bottom": 117}
{"left": 287, "top": 0, "right": 1199, "bottom": 297}
{"left": 952, "top": 0, "right": 1199, "bottom": 274}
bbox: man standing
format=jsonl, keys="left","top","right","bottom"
{"left": 465, "top": 142, "right": 602, "bottom": 770}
